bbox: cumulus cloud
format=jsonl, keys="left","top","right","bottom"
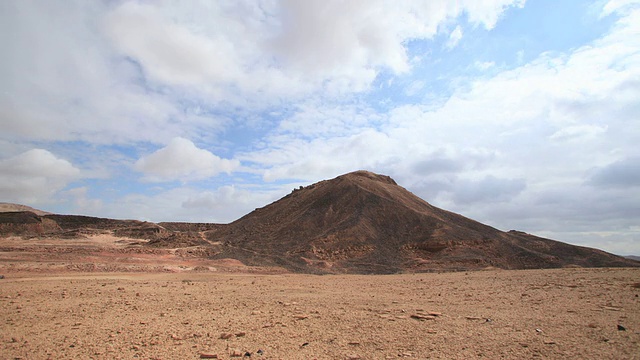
{"left": 0, "top": 149, "right": 81, "bottom": 203}
{"left": 134, "top": 137, "right": 240, "bottom": 182}
{"left": 104, "top": 2, "right": 243, "bottom": 87}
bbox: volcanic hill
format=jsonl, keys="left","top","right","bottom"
{"left": 204, "top": 170, "right": 637, "bottom": 273}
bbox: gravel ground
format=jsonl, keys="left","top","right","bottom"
{"left": 1, "top": 268, "right": 639, "bottom": 359}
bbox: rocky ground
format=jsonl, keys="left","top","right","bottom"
{"left": 1, "top": 268, "right": 639, "bottom": 359}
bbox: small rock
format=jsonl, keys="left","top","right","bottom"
{"left": 535, "top": 328, "right": 543, "bottom": 333}
{"left": 410, "top": 314, "right": 436, "bottom": 321}
{"left": 230, "top": 349, "right": 243, "bottom": 357}
{"left": 293, "top": 314, "right": 309, "bottom": 320}
{"left": 220, "top": 332, "right": 234, "bottom": 339}
{"left": 0, "top": 275, "right": 5, "bottom": 279}
{"left": 346, "top": 354, "right": 361, "bottom": 360}
{"left": 235, "top": 332, "right": 246, "bottom": 337}
{"left": 256, "top": 349, "right": 264, "bottom": 355}
{"left": 244, "top": 352, "right": 252, "bottom": 357}
{"left": 617, "top": 324, "right": 626, "bottom": 331}
{"left": 200, "top": 353, "right": 218, "bottom": 359}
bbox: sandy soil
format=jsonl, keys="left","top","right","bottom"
{"left": 1, "top": 268, "right": 639, "bottom": 360}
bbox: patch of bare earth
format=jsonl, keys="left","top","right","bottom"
{"left": 0, "top": 235, "right": 273, "bottom": 274}
{"left": 1, "top": 268, "right": 638, "bottom": 359}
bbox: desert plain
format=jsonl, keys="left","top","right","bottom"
{"left": 1, "top": 235, "right": 639, "bottom": 360}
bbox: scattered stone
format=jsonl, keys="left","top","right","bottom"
{"left": 256, "top": 349, "right": 264, "bottom": 355}
{"left": 262, "top": 323, "right": 273, "bottom": 328}
{"left": 617, "top": 325, "right": 626, "bottom": 331}
{"left": 427, "top": 312, "right": 442, "bottom": 317}
{"left": 220, "top": 332, "right": 234, "bottom": 339}
{"left": 346, "top": 354, "right": 361, "bottom": 359}
{"left": 244, "top": 351, "right": 252, "bottom": 357}
{"left": 0, "top": 275, "right": 5, "bottom": 279}
{"left": 200, "top": 353, "right": 218, "bottom": 359}
{"left": 535, "top": 328, "right": 543, "bottom": 333}
{"left": 465, "top": 316, "right": 483, "bottom": 320}
{"left": 170, "top": 334, "right": 183, "bottom": 340}
{"left": 348, "top": 342, "right": 360, "bottom": 346}
{"left": 543, "top": 340, "right": 557, "bottom": 345}
{"left": 301, "top": 342, "right": 309, "bottom": 347}
{"left": 230, "top": 349, "right": 243, "bottom": 357}
{"left": 293, "top": 314, "right": 309, "bottom": 320}
{"left": 603, "top": 306, "right": 622, "bottom": 311}
{"left": 411, "top": 314, "right": 436, "bottom": 321}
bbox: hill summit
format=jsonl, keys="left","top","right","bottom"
{"left": 205, "top": 170, "right": 636, "bottom": 273}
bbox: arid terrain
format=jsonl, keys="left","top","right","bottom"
{"left": 1, "top": 170, "right": 639, "bottom": 359}
{"left": 1, "top": 268, "right": 639, "bottom": 359}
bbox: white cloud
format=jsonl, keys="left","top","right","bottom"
{"left": 404, "top": 80, "right": 426, "bottom": 97}
{"left": 0, "top": 149, "right": 81, "bottom": 204}
{"left": 134, "top": 137, "right": 240, "bottom": 182}
{"left": 549, "top": 124, "right": 608, "bottom": 141}
{"left": 474, "top": 61, "right": 496, "bottom": 71}
{"left": 602, "top": 0, "right": 640, "bottom": 16}
{"left": 0, "top": 0, "right": 527, "bottom": 150}
{"left": 446, "top": 26, "right": 463, "bottom": 49}
{"left": 104, "top": 2, "right": 242, "bottom": 87}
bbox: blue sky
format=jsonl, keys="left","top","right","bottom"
{"left": 1, "top": 0, "right": 639, "bottom": 255}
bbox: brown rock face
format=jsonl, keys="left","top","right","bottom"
{"left": 0, "top": 211, "right": 61, "bottom": 236}
{"left": 205, "top": 170, "right": 638, "bottom": 273}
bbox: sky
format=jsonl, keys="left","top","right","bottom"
{"left": 1, "top": 0, "right": 639, "bottom": 255}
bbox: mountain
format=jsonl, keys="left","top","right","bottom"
{"left": 205, "top": 170, "right": 638, "bottom": 273}
{"left": 1, "top": 171, "right": 637, "bottom": 274}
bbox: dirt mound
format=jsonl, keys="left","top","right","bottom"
{"left": 0, "top": 203, "right": 51, "bottom": 216}
{"left": 205, "top": 170, "right": 638, "bottom": 273}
